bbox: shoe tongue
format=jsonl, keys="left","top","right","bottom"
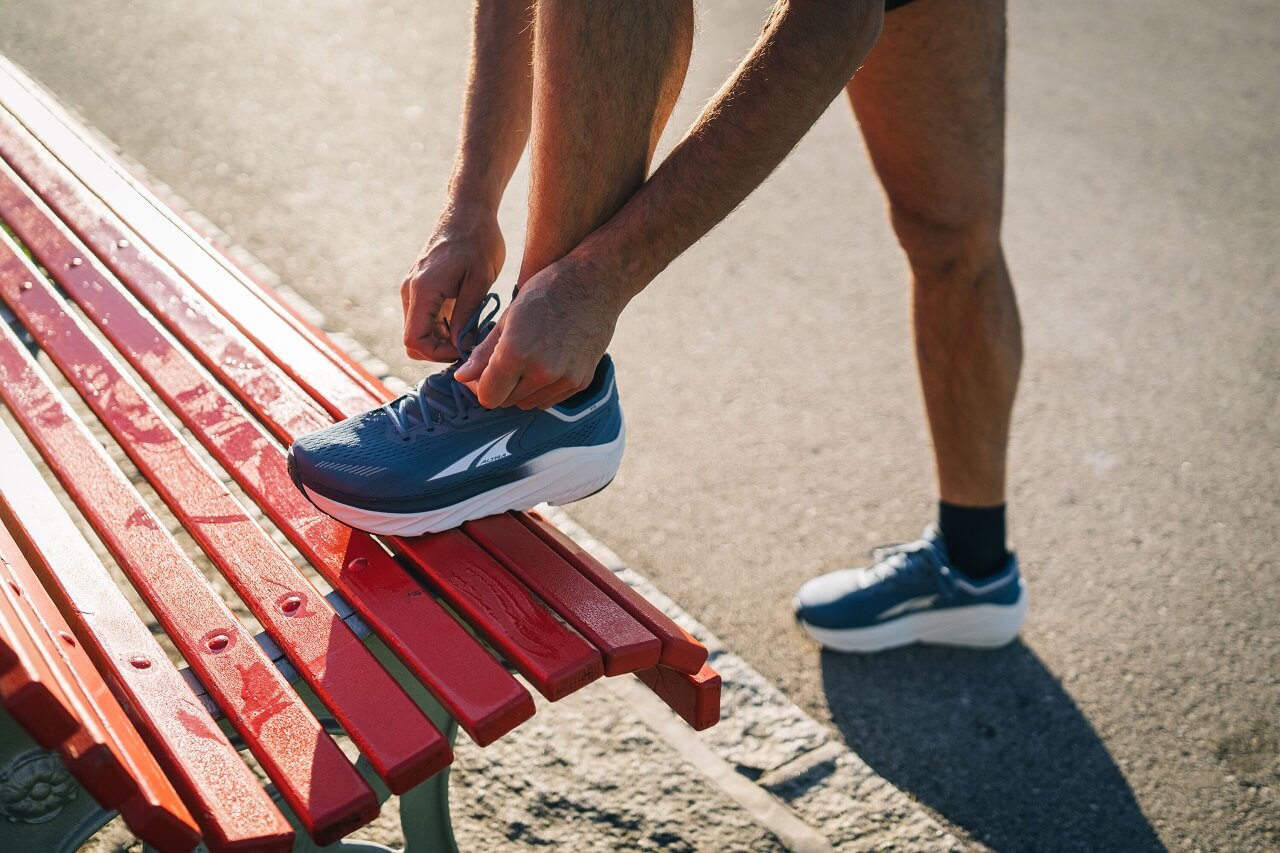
{"left": 394, "top": 364, "right": 464, "bottom": 429}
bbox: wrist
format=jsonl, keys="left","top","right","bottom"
{"left": 436, "top": 196, "right": 500, "bottom": 235}
{"left": 570, "top": 212, "right": 669, "bottom": 308}
{"left": 445, "top": 166, "right": 506, "bottom": 214}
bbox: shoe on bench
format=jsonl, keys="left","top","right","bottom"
{"left": 288, "top": 295, "right": 624, "bottom": 536}
{"left": 793, "top": 527, "right": 1027, "bottom": 653}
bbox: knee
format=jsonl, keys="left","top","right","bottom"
{"left": 888, "top": 199, "right": 1003, "bottom": 287}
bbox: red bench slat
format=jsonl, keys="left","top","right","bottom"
{"left": 0, "top": 61, "right": 385, "bottom": 419}
{"left": 0, "top": 107, "right": 330, "bottom": 447}
{"left": 0, "top": 153, "right": 533, "bottom": 747}
{"left": 0, "top": 421, "right": 293, "bottom": 852}
{"left": 0, "top": 323, "right": 376, "bottom": 844}
{"left": 464, "top": 514, "right": 661, "bottom": 676}
{"left": 0, "top": 550, "right": 141, "bottom": 812}
{"left": 327, "top": 531, "right": 533, "bottom": 745}
{"left": 0, "top": 578, "right": 82, "bottom": 747}
{"left": 0, "top": 220, "right": 450, "bottom": 795}
{"left": 0, "top": 525, "right": 201, "bottom": 851}
{"left": 518, "top": 512, "right": 709, "bottom": 675}
{"left": 634, "top": 664, "right": 722, "bottom": 732}
{"left": 390, "top": 530, "right": 604, "bottom": 701}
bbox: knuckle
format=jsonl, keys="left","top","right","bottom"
{"left": 528, "top": 362, "right": 558, "bottom": 385}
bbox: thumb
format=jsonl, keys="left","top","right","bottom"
{"left": 454, "top": 322, "right": 500, "bottom": 385}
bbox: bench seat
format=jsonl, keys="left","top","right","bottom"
{"left": 0, "top": 55, "right": 720, "bottom": 852}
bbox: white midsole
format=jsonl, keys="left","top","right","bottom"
{"left": 798, "top": 585, "right": 1028, "bottom": 653}
{"left": 302, "top": 423, "right": 626, "bottom": 536}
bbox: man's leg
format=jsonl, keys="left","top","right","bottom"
{"left": 791, "top": 0, "right": 1024, "bottom": 651}
{"left": 519, "top": 0, "right": 693, "bottom": 286}
{"left": 849, "top": 0, "right": 1021, "bottom": 577}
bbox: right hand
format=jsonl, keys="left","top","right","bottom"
{"left": 400, "top": 202, "right": 506, "bottom": 362}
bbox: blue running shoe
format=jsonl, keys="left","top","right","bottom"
{"left": 793, "top": 527, "right": 1027, "bottom": 653}
{"left": 288, "top": 295, "right": 624, "bottom": 536}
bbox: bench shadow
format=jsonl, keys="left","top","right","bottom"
{"left": 819, "top": 641, "right": 1165, "bottom": 852}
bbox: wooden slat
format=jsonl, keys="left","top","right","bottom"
{"left": 0, "top": 550, "right": 137, "bottom": 811}
{"left": 326, "top": 532, "right": 533, "bottom": 745}
{"left": 0, "top": 154, "right": 534, "bottom": 747}
{"left": 0, "top": 322, "right": 375, "bottom": 844}
{"left": 0, "top": 524, "right": 201, "bottom": 851}
{"left": 634, "top": 664, "right": 722, "bottom": 732}
{"left": 0, "top": 223, "right": 450, "bottom": 795}
{"left": 0, "top": 59, "right": 385, "bottom": 418}
{"left": 389, "top": 530, "right": 603, "bottom": 701}
{"left": 0, "top": 107, "right": 329, "bottom": 446}
{"left": 0, "top": 577, "right": 81, "bottom": 746}
{"left": 0, "top": 421, "right": 293, "bottom": 852}
{"left": 464, "top": 514, "right": 661, "bottom": 676}
{"left": 518, "top": 512, "right": 709, "bottom": 675}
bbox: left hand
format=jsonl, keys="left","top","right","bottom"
{"left": 454, "top": 255, "right": 625, "bottom": 410}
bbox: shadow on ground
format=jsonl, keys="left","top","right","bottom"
{"left": 821, "top": 641, "right": 1164, "bottom": 852}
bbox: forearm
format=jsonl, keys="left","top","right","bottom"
{"left": 574, "top": 0, "right": 882, "bottom": 300}
{"left": 447, "top": 0, "right": 534, "bottom": 212}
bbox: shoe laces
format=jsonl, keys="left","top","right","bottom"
{"left": 385, "top": 294, "right": 500, "bottom": 437}
{"left": 865, "top": 538, "right": 955, "bottom": 597}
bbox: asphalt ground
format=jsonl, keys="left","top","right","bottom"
{"left": 1, "top": 0, "right": 1276, "bottom": 849}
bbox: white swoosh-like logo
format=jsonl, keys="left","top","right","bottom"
{"left": 428, "top": 429, "right": 517, "bottom": 482}
{"left": 876, "top": 594, "right": 939, "bottom": 621}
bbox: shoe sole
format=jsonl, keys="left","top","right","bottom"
{"left": 796, "top": 586, "right": 1028, "bottom": 653}
{"left": 296, "top": 422, "right": 626, "bottom": 536}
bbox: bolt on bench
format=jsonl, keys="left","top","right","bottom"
{"left": 0, "top": 56, "right": 721, "bottom": 852}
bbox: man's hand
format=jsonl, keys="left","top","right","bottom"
{"left": 455, "top": 256, "right": 624, "bottom": 410}
{"left": 400, "top": 202, "right": 505, "bottom": 362}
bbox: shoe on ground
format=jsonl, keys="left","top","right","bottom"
{"left": 793, "top": 527, "right": 1027, "bottom": 653}
{"left": 288, "top": 296, "right": 624, "bottom": 536}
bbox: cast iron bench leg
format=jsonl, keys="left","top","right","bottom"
{"left": 268, "top": 635, "right": 460, "bottom": 853}
{"left": 0, "top": 712, "right": 114, "bottom": 852}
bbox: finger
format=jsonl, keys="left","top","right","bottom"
{"left": 470, "top": 343, "right": 524, "bottom": 410}
{"left": 454, "top": 323, "right": 499, "bottom": 384}
{"left": 403, "top": 273, "right": 460, "bottom": 362}
{"left": 504, "top": 373, "right": 558, "bottom": 410}
{"left": 519, "top": 377, "right": 580, "bottom": 411}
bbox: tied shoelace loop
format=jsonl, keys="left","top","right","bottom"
{"left": 385, "top": 293, "right": 501, "bottom": 437}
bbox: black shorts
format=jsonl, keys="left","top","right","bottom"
{"left": 885, "top": 0, "right": 922, "bottom": 10}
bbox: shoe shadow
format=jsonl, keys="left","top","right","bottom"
{"left": 820, "top": 641, "right": 1165, "bottom": 852}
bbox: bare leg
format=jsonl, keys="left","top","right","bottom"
{"left": 519, "top": 0, "right": 694, "bottom": 286}
{"left": 848, "top": 0, "right": 1021, "bottom": 507}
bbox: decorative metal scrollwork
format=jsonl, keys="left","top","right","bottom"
{"left": 0, "top": 750, "right": 78, "bottom": 824}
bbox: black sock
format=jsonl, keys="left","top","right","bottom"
{"left": 937, "top": 501, "right": 1009, "bottom": 580}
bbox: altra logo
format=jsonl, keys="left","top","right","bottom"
{"left": 428, "top": 430, "right": 517, "bottom": 482}
{"left": 876, "top": 594, "right": 939, "bottom": 621}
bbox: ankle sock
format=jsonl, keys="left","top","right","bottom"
{"left": 937, "top": 501, "right": 1009, "bottom": 580}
